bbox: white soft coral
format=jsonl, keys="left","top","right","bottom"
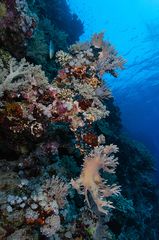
{"left": 71, "top": 144, "right": 121, "bottom": 214}
{"left": 0, "top": 58, "right": 48, "bottom": 96}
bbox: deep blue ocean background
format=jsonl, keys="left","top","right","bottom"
{"left": 68, "top": 0, "right": 159, "bottom": 182}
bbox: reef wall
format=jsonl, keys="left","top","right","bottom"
{"left": 0, "top": 1, "right": 158, "bottom": 239}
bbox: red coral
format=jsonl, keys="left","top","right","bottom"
{"left": 71, "top": 66, "right": 87, "bottom": 78}
{"left": 83, "top": 132, "right": 98, "bottom": 147}
{"left": 78, "top": 99, "right": 93, "bottom": 111}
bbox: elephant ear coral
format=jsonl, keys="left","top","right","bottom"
{"left": 71, "top": 144, "right": 121, "bottom": 214}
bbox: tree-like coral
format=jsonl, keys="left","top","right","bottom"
{"left": 71, "top": 145, "right": 121, "bottom": 214}
{"left": 0, "top": 57, "right": 48, "bottom": 96}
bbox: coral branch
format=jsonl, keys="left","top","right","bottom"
{"left": 0, "top": 58, "right": 48, "bottom": 96}
{"left": 71, "top": 145, "right": 121, "bottom": 214}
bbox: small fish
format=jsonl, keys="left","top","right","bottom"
{"left": 49, "top": 40, "right": 54, "bottom": 59}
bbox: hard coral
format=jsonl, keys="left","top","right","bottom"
{"left": 0, "top": 57, "right": 51, "bottom": 152}
{"left": 53, "top": 32, "right": 122, "bottom": 156}
{"left": 71, "top": 144, "right": 121, "bottom": 214}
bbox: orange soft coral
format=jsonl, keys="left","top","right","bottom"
{"left": 71, "top": 144, "right": 121, "bottom": 214}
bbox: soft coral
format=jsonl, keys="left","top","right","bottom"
{"left": 71, "top": 144, "right": 121, "bottom": 214}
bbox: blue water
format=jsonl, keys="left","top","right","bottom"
{"left": 68, "top": 0, "right": 159, "bottom": 181}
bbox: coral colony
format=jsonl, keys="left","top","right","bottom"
{"left": 0, "top": 1, "right": 159, "bottom": 239}
{"left": 0, "top": 32, "right": 123, "bottom": 238}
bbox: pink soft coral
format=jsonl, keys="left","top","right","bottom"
{"left": 71, "top": 144, "right": 121, "bottom": 214}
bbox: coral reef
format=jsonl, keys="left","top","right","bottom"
{"left": 0, "top": 30, "right": 158, "bottom": 240}
{"left": 25, "top": 0, "right": 83, "bottom": 77}
{"left": 0, "top": 0, "right": 84, "bottom": 79}
{"left": 0, "top": 33, "right": 125, "bottom": 239}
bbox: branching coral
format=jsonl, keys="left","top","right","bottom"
{"left": 41, "top": 175, "right": 68, "bottom": 208}
{"left": 56, "top": 50, "right": 73, "bottom": 67}
{"left": 54, "top": 32, "right": 124, "bottom": 134}
{"left": 56, "top": 32, "right": 125, "bottom": 77}
{"left": 0, "top": 58, "right": 48, "bottom": 96}
{"left": 71, "top": 144, "right": 121, "bottom": 214}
